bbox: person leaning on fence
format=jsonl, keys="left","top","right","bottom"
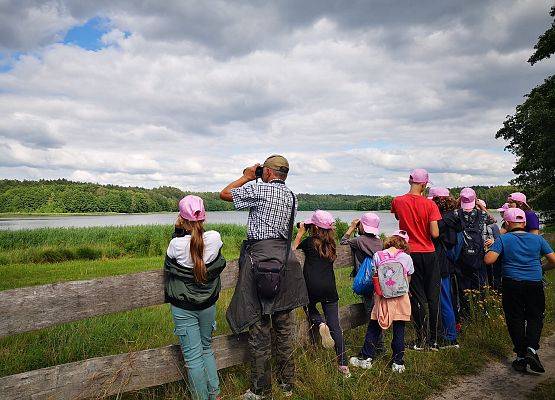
{"left": 293, "top": 210, "right": 351, "bottom": 378}
{"left": 220, "top": 155, "right": 309, "bottom": 400}
{"left": 164, "top": 195, "right": 226, "bottom": 400}
{"left": 484, "top": 208, "right": 555, "bottom": 374}
{"left": 340, "top": 213, "right": 385, "bottom": 360}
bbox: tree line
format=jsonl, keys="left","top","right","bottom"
{"left": 0, "top": 179, "right": 520, "bottom": 214}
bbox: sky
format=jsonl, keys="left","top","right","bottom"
{"left": 0, "top": 0, "right": 553, "bottom": 196}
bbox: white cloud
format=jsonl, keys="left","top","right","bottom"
{"left": 0, "top": 1, "right": 553, "bottom": 195}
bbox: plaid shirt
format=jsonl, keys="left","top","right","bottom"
{"left": 231, "top": 180, "right": 297, "bottom": 240}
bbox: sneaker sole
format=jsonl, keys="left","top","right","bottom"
{"left": 319, "top": 324, "right": 335, "bottom": 349}
{"left": 526, "top": 356, "right": 545, "bottom": 373}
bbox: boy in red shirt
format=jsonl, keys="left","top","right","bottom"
{"left": 391, "top": 169, "right": 442, "bottom": 350}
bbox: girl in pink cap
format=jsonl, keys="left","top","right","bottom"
{"left": 507, "top": 192, "right": 540, "bottom": 234}
{"left": 350, "top": 231, "right": 414, "bottom": 373}
{"left": 340, "top": 212, "right": 385, "bottom": 365}
{"left": 164, "top": 195, "right": 226, "bottom": 400}
{"left": 293, "top": 210, "right": 350, "bottom": 378}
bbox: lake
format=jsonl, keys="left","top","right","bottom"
{"left": 0, "top": 210, "right": 403, "bottom": 232}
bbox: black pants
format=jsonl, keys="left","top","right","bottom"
{"left": 409, "top": 252, "right": 441, "bottom": 345}
{"left": 502, "top": 278, "right": 545, "bottom": 357}
{"left": 307, "top": 301, "right": 347, "bottom": 366}
{"left": 456, "top": 264, "right": 487, "bottom": 320}
{"left": 362, "top": 319, "right": 406, "bottom": 364}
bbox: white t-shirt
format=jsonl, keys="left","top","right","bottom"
{"left": 166, "top": 230, "right": 223, "bottom": 268}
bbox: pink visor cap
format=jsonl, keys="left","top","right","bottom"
{"left": 504, "top": 208, "right": 526, "bottom": 224}
{"left": 508, "top": 192, "right": 528, "bottom": 206}
{"left": 360, "top": 212, "right": 380, "bottom": 235}
{"left": 409, "top": 168, "right": 429, "bottom": 184}
{"left": 179, "top": 195, "right": 206, "bottom": 221}
{"left": 497, "top": 203, "right": 509, "bottom": 212}
{"left": 427, "top": 187, "right": 450, "bottom": 199}
{"left": 392, "top": 229, "right": 410, "bottom": 243}
{"left": 460, "top": 187, "right": 476, "bottom": 211}
{"left": 304, "top": 210, "right": 334, "bottom": 230}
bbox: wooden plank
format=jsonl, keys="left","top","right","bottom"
{"left": 0, "top": 247, "right": 352, "bottom": 338}
{"left": 0, "top": 303, "right": 366, "bottom": 400}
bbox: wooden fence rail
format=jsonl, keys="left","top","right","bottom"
{"left": 0, "top": 247, "right": 352, "bottom": 338}
{"left": 0, "top": 245, "right": 361, "bottom": 400}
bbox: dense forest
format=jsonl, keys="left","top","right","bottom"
{"left": 0, "top": 179, "right": 519, "bottom": 214}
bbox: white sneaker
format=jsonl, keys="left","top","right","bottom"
{"left": 349, "top": 356, "right": 373, "bottom": 369}
{"left": 391, "top": 363, "right": 406, "bottom": 373}
{"left": 242, "top": 389, "right": 265, "bottom": 400}
{"left": 319, "top": 323, "right": 335, "bottom": 349}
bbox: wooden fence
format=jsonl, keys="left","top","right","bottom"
{"left": 0, "top": 246, "right": 366, "bottom": 400}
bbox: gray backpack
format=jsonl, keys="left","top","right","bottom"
{"left": 374, "top": 250, "right": 409, "bottom": 298}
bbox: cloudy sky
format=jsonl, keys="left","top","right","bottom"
{"left": 0, "top": 1, "right": 553, "bottom": 195}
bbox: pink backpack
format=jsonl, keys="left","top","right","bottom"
{"left": 373, "top": 250, "right": 409, "bottom": 298}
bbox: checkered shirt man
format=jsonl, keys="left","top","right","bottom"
{"left": 231, "top": 180, "right": 297, "bottom": 240}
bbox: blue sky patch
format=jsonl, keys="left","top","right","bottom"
{"left": 62, "top": 16, "right": 112, "bottom": 51}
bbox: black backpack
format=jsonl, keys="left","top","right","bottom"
{"left": 457, "top": 209, "right": 485, "bottom": 269}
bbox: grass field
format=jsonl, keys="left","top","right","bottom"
{"left": 0, "top": 226, "right": 554, "bottom": 400}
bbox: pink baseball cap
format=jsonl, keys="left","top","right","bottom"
{"left": 409, "top": 168, "right": 429, "bottom": 184}
{"left": 360, "top": 212, "right": 380, "bottom": 235}
{"left": 179, "top": 195, "right": 206, "bottom": 221}
{"left": 392, "top": 229, "right": 410, "bottom": 243}
{"left": 508, "top": 192, "right": 528, "bottom": 206}
{"left": 503, "top": 208, "right": 526, "bottom": 224}
{"left": 304, "top": 210, "right": 334, "bottom": 230}
{"left": 460, "top": 187, "right": 476, "bottom": 211}
{"left": 427, "top": 187, "right": 450, "bottom": 199}
{"left": 497, "top": 203, "right": 509, "bottom": 212}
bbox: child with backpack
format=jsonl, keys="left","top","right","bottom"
{"left": 340, "top": 212, "right": 384, "bottom": 358}
{"left": 431, "top": 191, "right": 460, "bottom": 348}
{"left": 350, "top": 230, "right": 413, "bottom": 372}
{"left": 293, "top": 210, "right": 351, "bottom": 378}
{"left": 455, "top": 187, "right": 494, "bottom": 320}
{"left": 485, "top": 208, "right": 555, "bottom": 373}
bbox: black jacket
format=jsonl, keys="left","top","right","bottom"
{"left": 226, "top": 239, "right": 309, "bottom": 334}
{"left": 164, "top": 252, "right": 226, "bottom": 311}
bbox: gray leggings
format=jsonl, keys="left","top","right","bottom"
{"left": 306, "top": 301, "right": 347, "bottom": 366}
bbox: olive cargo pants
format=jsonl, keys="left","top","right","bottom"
{"left": 248, "top": 309, "right": 295, "bottom": 395}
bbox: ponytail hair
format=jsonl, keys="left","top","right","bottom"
{"left": 183, "top": 220, "right": 207, "bottom": 283}
{"left": 310, "top": 225, "right": 337, "bottom": 262}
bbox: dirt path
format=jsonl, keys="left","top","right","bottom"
{"left": 429, "top": 333, "right": 555, "bottom": 400}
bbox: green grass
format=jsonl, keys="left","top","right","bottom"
{"left": 529, "top": 379, "right": 555, "bottom": 400}
{"left": 0, "top": 224, "right": 246, "bottom": 265}
{"left": 1, "top": 232, "right": 554, "bottom": 399}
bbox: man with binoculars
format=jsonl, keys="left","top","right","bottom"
{"left": 220, "top": 155, "right": 308, "bottom": 399}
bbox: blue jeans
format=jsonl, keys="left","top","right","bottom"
{"left": 171, "top": 304, "right": 220, "bottom": 400}
{"left": 440, "top": 277, "right": 458, "bottom": 341}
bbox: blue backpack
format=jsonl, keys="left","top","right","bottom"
{"left": 352, "top": 256, "right": 374, "bottom": 296}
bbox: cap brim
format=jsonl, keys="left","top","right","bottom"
{"left": 461, "top": 200, "right": 475, "bottom": 211}
{"left": 361, "top": 224, "right": 379, "bottom": 235}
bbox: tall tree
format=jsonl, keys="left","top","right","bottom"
{"left": 496, "top": 6, "right": 555, "bottom": 213}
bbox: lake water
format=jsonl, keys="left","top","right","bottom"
{"left": 0, "top": 210, "right": 404, "bottom": 232}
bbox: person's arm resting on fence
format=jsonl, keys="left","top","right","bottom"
{"left": 219, "top": 164, "right": 259, "bottom": 202}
